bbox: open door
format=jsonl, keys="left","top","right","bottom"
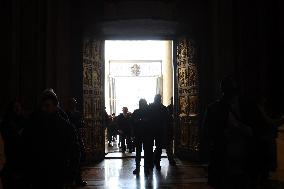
{"left": 174, "top": 38, "right": 200, "bottom": 160}
{"left": 82, "top": 38, "right": 105, "bottom": 162}
{"left": 109, "top": 77, "right": 116, "bottom": 115}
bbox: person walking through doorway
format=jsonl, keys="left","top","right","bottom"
{"left": 132, "top": 99, "right": 153, "bottom": 175}
{"left": 149, "top": 94, "right": 169, "bottom": 171}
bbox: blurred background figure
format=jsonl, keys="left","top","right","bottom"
{"left": 0, "top": 99, "right": 27, "bottom": 189}
{"left": 66, "top": 97, "right": 87, "bottom": 187}
{"left": 239, "top": 92, "right": 284, "bottom": 188}
{"left": 41, "top": 88, "right": 69, "bottom": 121}
{"left": 103, "top": 107, "right": 110, "bottom": 149}
{"left": 107, "top": 113, "right": 117, "bottom": 147}
{"left": 203, "top": 76, "right": 252, "bottom": 189}
{"left": 24, "top": 90, "right": 80, "bottom": 189}
{"left": 256, "top": 96, "right": 284, "bottom": 173}
{"left": 117, "top": 107, "right": 133, "bottom": 153}
{"left": 166, "top": 97, "right": 176, "bottom": 166}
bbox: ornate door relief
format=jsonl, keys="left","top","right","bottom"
{"left": 174, "top": 38, "right": 200, "bottom": 160}
{"left": 82, "top": 38, "right": 105, "bottom": 163}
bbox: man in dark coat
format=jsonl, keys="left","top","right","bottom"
{"left": 108, "top": 113, "right": 118, "bottom": 145}
{"left": 166, "top": 97, "right": 176, "bottom": 166}
{"left": 24, "top": 92, "right": 80, "bottom": 189}
{"left": 149, "top": 94, "right": 168, "bottom": 171}
{"left": 203, "top": 76, "right": 252, "bottom": 189}
{"left": 117, "top": 107, "right": 133, "bottom": 153}
{"left": 131, "top": 99, "right": 153, "bottom": 175}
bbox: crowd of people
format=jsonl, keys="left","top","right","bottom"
{"left": 203, "top": 76, "right": 284, "bottom": 189}
{"left": 0, "top": 77, "right": 283, "bottom": 189}
{"left": 0, "top": 89, "right": 87, "bottom": 189}
{"left": 105, "top": 94, "right": 176, "bottom": 175}
{"left": 0, "top": 89, "right": 177, "bottom": 188}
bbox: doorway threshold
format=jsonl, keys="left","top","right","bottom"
{"left": 105, "top": 151, "right": 168, "bottom": 159}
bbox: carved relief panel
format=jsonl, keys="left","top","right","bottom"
{"left": 175, "top": 38, "right": 199, "bottom": 159}
{"left": 83, "top": 38, "right": 105, "bottom": 162}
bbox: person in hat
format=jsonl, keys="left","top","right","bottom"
{"left": 24, "top": 89, "right": 80, "bottom": 189}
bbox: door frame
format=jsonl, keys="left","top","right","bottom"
{"left": 82, "top": 36, "right": 200, "bottom": 162}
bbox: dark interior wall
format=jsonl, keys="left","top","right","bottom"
{"left": 234, "top": 0, "right": 269, "bottom": 96}
{"left": 1, "top": 0, "right": 48, "bottom": 113}
{"left": 208, "top": 0, "right": 236, "bottom": 97}
{"left": 229, "top": 0, "right": 284, "bottom": 112}
{"left": 281, "top": 0, "right": 284, "bottom": 110}
{"left": 1, "top": 0, "right": 283, "bottom": 116}
{"left": 265, "top": 0, "right": 284, "bottom": 114}
{"left": 69, "top": 1, "right": 85, "bottom": 113}
{"left": 0, "top": 0, "right": 82, "bottom": 114}
{"left": 214, "top": 0, "right": 284, "bottom": 114}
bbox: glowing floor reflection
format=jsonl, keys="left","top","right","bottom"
{"left": 80, "top": 158, "right": 209, "bottom": 189}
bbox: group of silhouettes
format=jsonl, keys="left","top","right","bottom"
{"left": 203, "top": 76, "right": 284, "bottom": 189}
{"left": 0, "top": 76, "right": 283, "bottom": 189}
{"left": 104, "top": 95, "right": 176, "bottom": 175}
{"left": 0, "top": 89, "right": 87, "bottom": 189}
{"left": 0, "top": 89, "right": 176, "bottom": 189}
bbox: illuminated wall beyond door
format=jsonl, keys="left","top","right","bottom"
{"left": 105, "top": 40, "right": 173, "bottom": 114}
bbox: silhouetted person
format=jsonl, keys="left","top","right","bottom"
{"left": 117, "top": 107, "right": 133, "bottom": 153}
{"left": 149, "top": 94, "right": 168, "bottom": 171}
{"left": 108, "top": 113, "right": 117, "bottom": 146}
{"left": 66, "top": 98, "right": 87, "bottom": 187}
{"left": 239, "top": 93, "right": 284, "bottom": 188}
{"left": 203, "top": 76, "right": 252, "bottom": 189}
{"left": 103, "top": 108, "right": 111, "bottom": 148}
{"left": 103, "top": 107, "right": 109, "bottom": 131}
{"left": 256, "top": 97, "right": 284, "bottom": 173}
{"left": 0, "top": 99, "right": 27, "bottom": 189}
{"left": 107, "top": 115, "right": 112, "bottom": 147}
{"left": 166, "top": 97, "right": 176, "bottom": 166}
{"left": 42, "top": 88, "right": 70, "bottom": 122}
{"left": 131, "top": 99, "right": 153, "bottom": 175}
{"left": 24, "top": 91, "right": 80, "bottom": 189}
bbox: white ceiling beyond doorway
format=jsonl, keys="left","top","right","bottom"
{"left": 105, "top": 40, "right": 173, "bottom": 115}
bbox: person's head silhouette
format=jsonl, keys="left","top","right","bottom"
{"left": 154, "top": 94, "right": 162, "bottom": 104}
{"left": 139, "top": 99, "right": 147, "bottom": 109}
{"left": 41, "top": 88, "right": 59, "bottom": 106}
{"left": 122, "top": 107, "right": 128, "bottom": 115}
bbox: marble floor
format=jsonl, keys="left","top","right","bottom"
{"left": 104, "top": 135, "right": 168, "bottom": 159}
{"left": 77, "top": 157, "right": 284, "bottom": 189}
{"left": 79, "top": 128, "right": 284, "bottom": 189}
{"left": 78, "top": 158, "right": 209, "bottom": 189}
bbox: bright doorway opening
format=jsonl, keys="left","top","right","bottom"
{"left": 104, "top": 40, "right": 173, "bottom": 156}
